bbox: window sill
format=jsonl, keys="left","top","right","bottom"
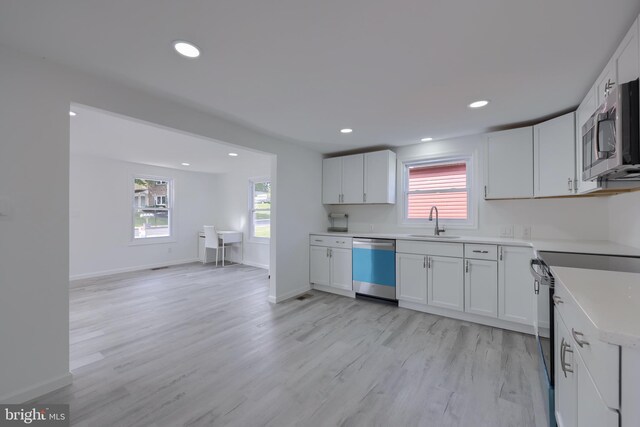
{"left": 129, "top": 237, "right": 177, "bottom": 246}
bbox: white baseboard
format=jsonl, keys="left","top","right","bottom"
{"left": 0, "top": 372, "right": 72, "bottom": 404}
{"left": 268, "top": 286, "right": 311, "bottom": 304}
{"left": 69, "top": 258, "right": 200, "bottom": 280}
{"left": 241, "top": 260, "right": 270, "bottom": 270}
{"left": 398, "top": 301, "right": 534, "bottom": 335}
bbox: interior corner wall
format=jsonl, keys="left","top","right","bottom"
{"left": 69, "top": 153, "right": 219, "bottom": 279}
{"left": 608, "top": 191, "right": 640, "bottom": 248}
{"left": 214, "top": 157, "right": 271, "bottom": 269}
{"left": 0, "top": 44, "right": 324, "bottom": 403}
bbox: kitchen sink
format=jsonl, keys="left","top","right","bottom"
{"left": 408, "top": 234, "right": 460, "bottom": 239}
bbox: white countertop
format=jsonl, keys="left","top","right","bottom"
{"left": 311, "top": 232, "right": 640, "bottom": 257}
{"left": 550, "top": 266, "right": 640, "bottom": 349}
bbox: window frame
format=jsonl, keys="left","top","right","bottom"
{"left": 248, "top": 177, "right": 271, "bottom": 244}
{"left": 130, "top": 174, "right": 175, "bottom": 244}
{"left": 400, "top": 155, "right": 477, "bottom": 229}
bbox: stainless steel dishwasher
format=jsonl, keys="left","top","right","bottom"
{"left": 352, "top": 238, "right": 396, "bottom": 300}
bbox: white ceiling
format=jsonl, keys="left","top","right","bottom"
{"left": 70, "top": 105, "right": 269, "bottom": 174}
{"left": 2, "top": 0, "right": 640, "bottom": 153}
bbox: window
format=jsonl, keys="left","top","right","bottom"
{"left": 249, "top": 178, "right": 271, "bottom": 241}
{"left": 133, "top": 177, "right": 172, "bottom": 239}
{"left": 403, "top": 157, "right": 474, "bottom": 226}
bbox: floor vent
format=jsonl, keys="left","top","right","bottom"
{"left": 150, "top": 266, "right": 169, "bottom": 271}
{"left": 296, "top": 294, "right": 313, "bottom": 301}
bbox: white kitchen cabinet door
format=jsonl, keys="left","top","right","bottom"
{"left": 428, "top": 256, "right": 464, "bottom": 311}
{"left": 575, "top": 85, "right": 599, "bottom": 194}
{"left": 576, "top": 351, "right": 620, "bottom": 427}
{"left": 534, "top": 112, "right": 576, "bottom": 197}
{"left": 364, "top": 150, "right": 396, "bottom": 204}
{"left": 330, "top": 247, "right": 353, "bottom": 290}
{"left": 396, "top": 253, "right": 428, "bottom": 304}
{"left": 464, "top": 259, "right": 498, "bottom": 317}
{"left": 341, "top": 154, "right": 364, "bottom": 204}
{"left": 498, "top": 246, "right": 534, "bottom": 325}
{"left": 484, "top": 127, "right": 534, "bottom": 199}
{"left": 310, "top": 245, "right": 331, "bottom": 286}
{"left": 322, "top": 157, "right": 342, "bottom": 204}
{"left": 596, "top": 62, "right": 616, "bottom": 107}
{"left": 555, "top": 311, "right": 578, "bottom": 427}
{"left": 614, "top": 17, "right": 639, "bottom": 86}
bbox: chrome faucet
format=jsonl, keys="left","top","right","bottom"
{"left": 429, "top": 206, "right": 446, "bottom": 236}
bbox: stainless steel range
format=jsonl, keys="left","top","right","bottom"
{"left": 530, "top": 251, "right": 640, "bottom": 427}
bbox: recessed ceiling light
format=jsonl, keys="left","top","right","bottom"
{"left": 69, "top": 111, "right": 77, "bottom": 117}
{"left": 173, "top": 41, "right": 201, "bottom": 58}
{"left": 340, "top": 128, "right": 353, "bottom": 134}
{"left": 181, "top": 162, "right": 190, "bottom": 166}
{"left": 228, "top": 152, "right": 238, "bottom": 157}
{"left": 468, "top": 100, "right": 490, "bottom": 109}
{"left": 421, "top": 137, "right": 433, "bottom": 142}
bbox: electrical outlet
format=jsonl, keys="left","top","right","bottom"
{"left": 499, "top": 225, "right": 514, "bottom": 238}
{"left": 522, "top": 226, "right": 531, "bottom": 240}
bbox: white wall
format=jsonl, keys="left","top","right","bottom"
{"left": 327, "top": 135, "right": 612, "bottom": 241}
{"left": 70, "top": 154, "right": 219, "bottom": 279}
{"left": 214, "top": 158, "right": 271, "bottom": 269}
{"left": 608, "top": 191, "right": 640, "bottom": 248}
{"left": 0, "top": 44, "right": 324, "bottom": 403}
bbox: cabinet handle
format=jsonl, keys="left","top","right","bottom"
{"left": 560, "top": 338, "right": 574, "bottom": 377}
{"left": 534, "top": 280, "right": 540, "bottom": 295}
{"left": 568, "top": 178, "right": 573, "bottom": 192}
{"left": 472, "top": 250, "right": 489, "bottom": 254}
{"left": 465, "top": 260, "right": 469, "bottom": 273}
{"left": 329, "top": 248, "right": 332, "bottom": 258}
{"left": 326, "top": 248, "right": 329, "bottom": 257}
{"left": 553, "top": 295, "right": 563, "bottom": 305}
{"left": 571, "top": 328, "right": 590, "bottom": 348}
{"left": 428, "top": 257, "right": 431, "bottom": 269}
{"left": 363, "top": 193, "right": 367, "bottom": 203}
{"left": 499, "top": 247, "right": 503, "bottom": 261}
{"left": 484, "top": 185, "right": 487, "bottom": 198}
{"left": 423, "top": 256, "right": 426, "bottom": 269}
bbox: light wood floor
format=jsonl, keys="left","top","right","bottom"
{"left": 35, "top": 263, "right": 546, "bottom": 427}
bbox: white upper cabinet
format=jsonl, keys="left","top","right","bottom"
{"left": 322, "top": 150, "right": 396, "bottom": 205}
{"left": 534, "top": 112, "right": 576, "bottom": 197}
{"left": 341, "top": 154, "right": 365, "bottom": 204}
{"left": 575, "top": 85, "right": 599, "bottom": 194}
{"left": 322, "top": 157, "right": 342, "bottom": 204}
{"left": 614, "top": 17, "right": 639, "bottom": 86}
{"left": 364, "top": 150, "right": 396, "bottom": 204}
{"left": 484, "top": 127, "right": 534, "bottom": 199}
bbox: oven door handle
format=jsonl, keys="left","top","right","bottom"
{"left": 530, "top": 258, "right": 546, "bottom": 281}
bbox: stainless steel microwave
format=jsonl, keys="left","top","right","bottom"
{"left": 582, "top": 78, "right": 639, "bottom": 181}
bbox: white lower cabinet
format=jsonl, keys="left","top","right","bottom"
{"left": 428, "top": 256, "right": 464, "bottom": 312}
{"left": 498, "top": 246, "right": 534, "bottom": 324}
{"left": 309, "top": 245, "right": 331, "bottom": 286}
{"left": 396, "top": 253, "right": 428, "bottom": 304}
{"left": 555, "top": 307, "right": 619, "bottom": 427}
{"left": 330, "top": 248, "right": 353, "bottom": 290}
{"left": 309, "top": 235, "right": 353, "bottom": 292}
{"left": 464, "top": 258, "right": 498, "bottom": 317}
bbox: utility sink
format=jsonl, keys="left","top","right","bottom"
{"left": 408, "top": 234, "right": 460, "bottom": 239}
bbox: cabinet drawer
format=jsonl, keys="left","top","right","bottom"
{"left": 464, "top": 244, "right": 497, "bottom": 260}
{"left": 397, "top": 240, "right": 463, "bottom": 258}
{"left": 310, "top": 235, "right": 352, "bottom": 248}
{"left": 555, "top": 283, "right": 620, "bottom": 409}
